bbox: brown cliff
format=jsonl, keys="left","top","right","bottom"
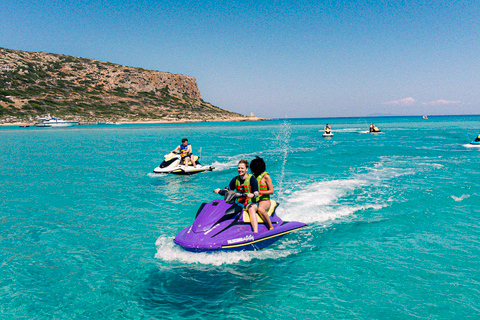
{"left": 0, "top": 47, "right": 263, "bottom": 125}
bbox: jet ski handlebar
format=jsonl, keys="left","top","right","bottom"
{"left": 216, "top": 189, "right": 250, "bottom": 204}
{"left": 217, "top": 189, "right": 246, "bottom": 197}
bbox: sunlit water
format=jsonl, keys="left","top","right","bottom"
{"left": 1, "top": 116, "right": 479, "bottom": 319}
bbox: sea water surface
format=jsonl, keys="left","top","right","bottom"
{"left": 1, "top": 116, "right": 480, "bottom": 319}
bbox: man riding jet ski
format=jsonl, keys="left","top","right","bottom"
{"left": 153, "top": 150, "right": 214, "bottom": 175}
{"left": 322, "top": 123, "right": 334, "bottom": 137}
{"left": 174, "top": 190, "right": 307, "bottom": 252}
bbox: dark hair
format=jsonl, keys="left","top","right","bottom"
{"left": 250, "top": 156, "right": 266, "bottom": 177}
{"left": 238, "top": 159, "right": 249, "bottom": 169}
{"left": 182, "top": 138, "right": 188, "bottom": 143}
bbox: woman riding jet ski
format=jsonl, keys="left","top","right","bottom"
{"left": 174, "top": 190, "right": 307, "bottom": 252}
{"left": 153, "top": 151, "right": 214, "bottom": 174}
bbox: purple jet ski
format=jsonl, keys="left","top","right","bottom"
{"left": 174, "top": 190, "right": 307, "bottom": 252}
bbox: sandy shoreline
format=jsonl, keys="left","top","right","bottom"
{"left": 0, "top": 116, "right": 271, "bottom": 127}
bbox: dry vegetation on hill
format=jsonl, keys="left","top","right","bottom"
{"left": 0, "top": 47, "right": 255, "bottom": 124}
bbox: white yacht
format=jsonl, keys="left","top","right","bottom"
{"left": 35, "top": 116, "right": 78, "bottom": 127}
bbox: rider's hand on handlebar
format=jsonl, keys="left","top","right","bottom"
{"left": 247, "top": 191, "right": 259, "bottom": 198}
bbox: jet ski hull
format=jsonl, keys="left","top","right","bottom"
{"left": 174, "top": 199, "right": 306, "bottom": 252}
{"left": 175, "top": 220, "right": 306, "bottom": 252}
{"left": 470, "top": 140, "right": 480, "bottom": 145}
{"left": 322, "top": 133, "right": 334, "bottom": 137}
{"left": 153, "top": 152, "right": 214, "bottom": 174}
{"left": 154, "top": 165, "right": 214, "bottom": 175}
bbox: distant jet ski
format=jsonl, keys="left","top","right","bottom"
{"left": 322, "top": 129, "right": 334, "bottom": 137}
{"left": 471, "top": 134, "right": 480, "bottom": 145}
{"left": 369, "top": 126, "right": 382, "bottom": 133}
{"left": 153, "top": 151, "right": 214, "bottom": 175}
{"left": 174, "top": 190, "right": 306, "bottom": 252}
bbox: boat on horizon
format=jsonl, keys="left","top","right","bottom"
{"left": 34, "top": 116, "right": 78, "bottom": 127}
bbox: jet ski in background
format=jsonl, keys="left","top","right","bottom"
{"left": 322, "top": 124, "right": 334, "bottom": 137}
{"left": 470, "top": 134, "right": 480, "bottom": 145}
{"left": 174, "top": 190, "right": 307, "bottom": 252}
{"left": 369, "top": 123, "right": 382, "bottom": 133}
{"left": 322, "top": 129, "right": 334, "bottom": 137}
{"left": 153, "top": 151, "right": 214, "bottom": 175}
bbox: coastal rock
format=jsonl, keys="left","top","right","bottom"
{"left": 0, "top": 47, "right": 263, "bottom": 125}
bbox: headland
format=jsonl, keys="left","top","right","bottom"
{"left": 0, "top": 47, "right": 268, "bottom": 126}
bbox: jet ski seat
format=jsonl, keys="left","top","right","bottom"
{"left": 187, "top": 155, "right": 199, "bottom": 165}
{"left": 242, "top": 201, "right": 278, "bottom": 223}
{"left": 182, "top": 155, "right": 199, "bottom": 165}
{"left": 164, "top": 153, "right": 199, "bottom": 165}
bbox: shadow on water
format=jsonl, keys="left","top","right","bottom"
{"left": 136, "top": 263, "right": 273, "bottom": 319}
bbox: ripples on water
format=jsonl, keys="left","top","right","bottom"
{"left": 1, "top": 116, "right": 480, "bottom": 318}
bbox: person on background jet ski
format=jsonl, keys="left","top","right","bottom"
{"left": 250, "top": 157, "right": 274, "bottom": 230}
{"left": 172, "top": 138, "right": 197, "bottom": 168}
{"left": 214, "top": 159, "right": 261, "bottom": 232}
{"left": 475, "top": 134, "right": 480, "bottom": 142}
{"left": 324, "top": 124, "right": 331, "bottom": 134}
{"left": 370, "top": 123, "right": 380, "bottom": 132}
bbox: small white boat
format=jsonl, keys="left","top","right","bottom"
{"left": 35, "top": 116, "right": 78, "bottom": 127}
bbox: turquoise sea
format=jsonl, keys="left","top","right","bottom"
{"left": 1, "top": 115, "right": 480, "bottom": 319}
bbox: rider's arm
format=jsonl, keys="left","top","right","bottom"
{"left": 172, "top": 145, "right": 180, "bottom": 152}
{"left": 250, "top": 176, "right": 259, "bottom": 198}
{"left": 214, "top": 189, "right": 227, "bottom": 195}
{"left": 228, "top": 177, "right": 236, "bottom": 191}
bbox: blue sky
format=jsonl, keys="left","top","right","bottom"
{"left": 1, "top": 0, "right": 479, "bottom": 117}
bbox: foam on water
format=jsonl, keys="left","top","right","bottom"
{"left": 277, "top": 178, "right": 386, "bottom": 224}
{"left": 278, "top": 157, "right": 427, "bottom": 225}
{"left": 451, "top": 194, "right": 470, "bottom": 202}
{"left": 463, "top": 143, "right": 480, "bottom": 148}
{"left": 154, "top": 236, "right": 299, "bottom": 265}
{"left": 210, "top": 158, "right": 239, "bottom": 171}
{"left": 210, "top": 150, "right": 272, "bottom": 171}
{"left": 147, "top": 172, "right": 162, "bottom": 178}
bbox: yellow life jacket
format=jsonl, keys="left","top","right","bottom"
{"left": 179, "top": 144, "right": 190, "bottom": 157}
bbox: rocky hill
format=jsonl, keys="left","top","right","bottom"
{"left": 0, "top": 47, "right": 253, "bottom": 124}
